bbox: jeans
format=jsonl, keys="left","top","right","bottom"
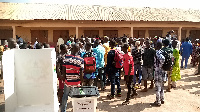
{"left": 133, "top": 64, "right": 142, "bottom": 84}
{"left": 98, "top": 67, "right": 106, "bottom": 89}
{"left": 181, "top": 56, "right": 189, "bottom": 68}
{"left": 110, "top": 70, "right": 121, "bottom": 95}
{"left": 94, "top": 67, "right": 106, "bottom": 89}
{"left": 61, "top": 85, "right": 71, "bottom": 112}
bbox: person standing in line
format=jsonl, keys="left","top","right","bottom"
{"left": 61, "top": 43, "right": 84, "bottom": 112}
{"left": 7, "top": 38, "right": 17, "bottom": 49}
{"left": 106, "top": 39, "right": 121, "bottom": 99}
{"left": 191, "top": 39, "right": 199, "bottom": 67}
{"left": 195, "top": 40, "right": 200, "bottom": 75}
{"left": 121, "top": 43, "right": 137, "bottom": 105}
{"left": 82, "top": 42, "right": 96, "bottom": 86}
{"left": 180, "top": 37, "right": 193, "bottom": 69}
{"left": 171, "top": 41, "right": 181, "bottom": 88}
{"left": 151, "top": 42, "right": 166, "bottom": 107}
{"left": 141, "top": 40, "right": 156, "bottom": 92}
{"left": 92, "top": 39, "right": 105, "bottom": 91}
{"left": 161, "top": 39, "right": 173, "bottom": 92}
{"left": 103, "top": 36, "right": 111, "bottom": 88}
{"left": 56, "top": 44, "right": 67, "bottom": 105}
{"left": 131, "top": 41, "right": 142, "bottom": 89}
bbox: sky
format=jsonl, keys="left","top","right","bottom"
{"left": 0, "top": 0, "right": 200, "bottom": 10}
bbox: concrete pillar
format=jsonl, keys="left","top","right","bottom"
{"left": 130, "top": 27, "right": 133, "bottom": 38}
{"left": 145, "top": 29, "right": 149, "bottom": 38}
{"left": 99, "top": 29, "right": 103, "bottom": 37}
{"left": 186, "top": 29, "right": 190, "bottom": 38}
{"left": 76, "top": 27, "right": 79, "bottom": 38}
{"left": 178, "top": 27, "right": 182, "bottom": 41}
{"left": 12, "top": 26, "right": 16, "bottom": 39}
{"left": 48, "top": 29, "right": 53, "bottom": 42}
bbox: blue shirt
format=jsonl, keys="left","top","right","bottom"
{"left": 92, "top": 45, "right": 105, "bottom": 68}
{"left": 180, "top": 42, "right": 193, "bottom": 58}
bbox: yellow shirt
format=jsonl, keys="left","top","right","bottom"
{"left": 103, "top": 43, "right": 110, "bottom": 66}
{"left": 0, "top": 46, "right": 4, "bottom": 52}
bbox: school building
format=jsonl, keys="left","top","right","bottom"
{"left": 0, "top": 2, "right": 200, "bottom": 44}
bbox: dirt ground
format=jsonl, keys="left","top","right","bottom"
{"left": 0, "top": 58, "right": 200, "bottom": 112}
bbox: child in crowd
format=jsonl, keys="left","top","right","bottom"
{"left": 162, "top": 39, "right": 173, "bottom": 92}
{"left": 82, "top": 42, "right": 96, "bottom": 86}
{"left": 131, "top": 41, "right": 142, "bottom": 89}
{"left": 106, "top": 39, "right": 121, "bottom": 99}
{"left": 122, "top": 43, "right": 137, "bottom": 105}
{"left": 151, "top": 42, "right": 166, "bottom": 106}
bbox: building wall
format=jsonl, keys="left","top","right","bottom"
{"left": 15, "top": 27, "right": 76, "bottom": 42}
{"left": 78, "top": 27, "right": 130, "bottom": 38}
{"left": 3, "top": 20, "right": 200, "bottom": 43}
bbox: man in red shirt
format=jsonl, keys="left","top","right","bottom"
{"left": 122, "top": 43, "right": 138, "bottom": 105}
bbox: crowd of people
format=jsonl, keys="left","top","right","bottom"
{"left": 55, "top": 33, "right": 200, "bottom": 111}
{"left": 1, "top": 31, "right": 200, "bottom": 112}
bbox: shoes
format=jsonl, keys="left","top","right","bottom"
{"left": 171, "top": 85, "right": 176, "bottom": 88}
{"left": 150, "top": 101, "right": 161, "bottom": 107}
{"left": 101, "top": 87, "right": 106, "bottom": 91}
{"left": 117, "top": 93, "right": 121, "bottom": 97}
{"left": 134, "top": 84, "right": 141, "bottom": 89}
{"left": 166, "top": 88, "right": 171, "bottom": 92}
{"left": 161, "top": 101, "right": 164, "bottom": 104}
{"left": 107, "top": 94, "right": 115, "bottom": 99}
{"left": 149, "top": 85, "right": 154, "bottom": 89}
{"left": 131, "top": 92, "right": 138, "bottom": 97}
{"left": 122, "top": 100, "right": 130, "bottom": 105}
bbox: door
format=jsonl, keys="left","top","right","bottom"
{"left": 31, "top": 30, "right": 48, "bottom": 43}
{"left": 133, "top": 30, "right": 145, "bottom": 38}
{"left": 190, "top": 30, "right": 200, "bottom": 41}
{"left": 0, "top": 30, "right": 13, "bottom": 40}
{"left": 53, "top": 30, "right": 69, "bottom": 44}
{"left": 84, "top": 30, "right": 99, "bottom": 38}
{"left": 148, "top": 30, "right": 162, "bottom": 38}
{"left": 103, "top": 30, "right": 118, "bottom": 38}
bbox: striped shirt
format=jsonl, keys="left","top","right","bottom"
{"left": 62, "top": 55, "right": 84, "bottom": 86}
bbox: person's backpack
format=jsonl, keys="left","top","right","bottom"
{"left": 114, "top": 49, "right": 124, "bottom": 68}
{"left": 162, "top": 50, "right": 172, "bottom": 71}
{"left": 84, "top": 52, "right": 96, "bottom": 73}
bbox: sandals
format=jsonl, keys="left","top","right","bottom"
{"left": 122, "top": 100, "right": 130, "bottom": 105}
{"left": 107, "top": 94, "right": 115, "bottom": 99}
{"left": 150, "top": 101, "right": 161, "bottom": 107}
{"left": 166, "top": 88, "right": 171, "bottom": 92}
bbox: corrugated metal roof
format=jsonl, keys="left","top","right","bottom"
{"left": 0, "top": 2, "right": 200, "bottom": 22}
